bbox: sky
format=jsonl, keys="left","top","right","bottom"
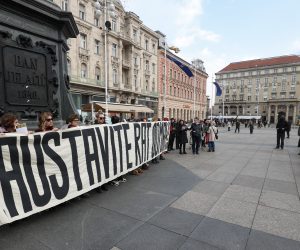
{"left": 121, "top": 0, "right": 300, "bottom": 104}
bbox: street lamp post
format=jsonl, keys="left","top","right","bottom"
{"left": 94, "top": 0, "right": 115, "bottom": 120}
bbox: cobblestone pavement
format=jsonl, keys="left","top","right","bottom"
{"left": 0, "top": 127, "right": 299, "bottom": 250}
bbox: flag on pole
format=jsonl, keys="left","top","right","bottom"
{"left": 213, "top": 81, "right": 222, "bottom": 96}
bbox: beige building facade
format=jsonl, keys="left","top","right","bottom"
{"left": 52, "top": 0, "right": 159, "bottom": 117}
{"left": 156, "top": 32, "right": 208, "bottom": 120}
{"left": 213, "top": 55, "right": 300, "bottom": 124}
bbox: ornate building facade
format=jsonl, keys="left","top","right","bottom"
{"left": 52, "top": 0, "right": 159, "bottom": 116}
{"left": 213, "top": 55, "right": 300, "bottom": 124}
{"left": 156, "top": 32, "right": 208, "bottom": 120}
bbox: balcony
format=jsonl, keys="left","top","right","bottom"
{"left": 70, "top": 75, "right": 104, "bottom": 87}
{"left": 122, "top": 60, "right": 131, "bottom": 69}
{"left": 144, "top": 70, "right": 151, "bottom": 76}
{"left": 78, "top": 47, "right": 89, "bottom": 59}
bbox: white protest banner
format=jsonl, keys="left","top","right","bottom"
{"left": 0, "top": 122, "right": 170, "bottom": 225}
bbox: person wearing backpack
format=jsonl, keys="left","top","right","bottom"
{"left": 190, "top": 117, "right": 203, "bottom": 155}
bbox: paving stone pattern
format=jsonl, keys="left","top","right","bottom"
{"left": 0, "top": 127, "right": 299, "bottom": 249}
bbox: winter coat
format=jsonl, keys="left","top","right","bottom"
{"left": 177, "top": 124, "right": 188, "bottom": 144}
{"left": 207, "top": 125, "right": 218, "bottom": 142}
{"left": 190, "top": 123, "right": 202, "bottom": 139}
{"left": 276, "top": 118, "right": 288, "bottom": 134}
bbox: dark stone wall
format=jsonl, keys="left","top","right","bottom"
{"left": 0, "top": 0, "right": 79, "bottom": 127}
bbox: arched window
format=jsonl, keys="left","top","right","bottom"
{"left": 81, "top": 63, "right": 87, "bottom": 78}
{"left": 79, "top": 4, "right": 85, "bottom": 20}
{"left": 62, "top": 0, "right": 68, "bottom": 11}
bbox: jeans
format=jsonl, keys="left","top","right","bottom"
{"left": 277, "top": 133, "right": 285, "bottom": 149}
{"left": 192, "top": 136, "right": 201, "bottom": 154}
{"left": 208, "top": 141, "right": 215, "bottom": 151}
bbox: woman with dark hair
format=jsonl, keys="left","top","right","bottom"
{"left": 177, "top": 120, "right": 188, "bottom": 154}
{"left": 0, "top": 113, "right": 19, "bottom": 133}
{"left": 35, "top": 112, "right": 59, "bottom": 132}
{"left": 68, "top": 114, "right": 80, "bottom": 128}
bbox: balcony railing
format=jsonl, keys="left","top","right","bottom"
{"left": 70, "top": 75, "right": 104, "bottom": 87}
{"left": 79, "top": 47, "right": 89, "bottom": 57}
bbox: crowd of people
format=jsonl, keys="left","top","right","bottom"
{"left": 168, "top": 118, "right": 219, "bottom": 154}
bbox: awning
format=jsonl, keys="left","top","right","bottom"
{"left": 81, "top": 102, "right": 154, "bottom": 113}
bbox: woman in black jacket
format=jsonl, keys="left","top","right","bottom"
{"left": 177, "top": 120, "right": 188, "bottom": 154}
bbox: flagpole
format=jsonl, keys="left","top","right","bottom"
{"left": 211, "top": 75, "right": 213, "bottom": 121}
{"left": 222, "top": 82, "right": 224, "bottom": 123}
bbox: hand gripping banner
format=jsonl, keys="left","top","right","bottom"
{"left": 0, "top": 122, "right": 170, "bottom": 225}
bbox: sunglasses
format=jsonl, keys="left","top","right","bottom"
{"left": 98, "top": 117, "right": 104, "bottom": 120}
{"left": 46, "top": 118, "right": 53, "bottom": 122}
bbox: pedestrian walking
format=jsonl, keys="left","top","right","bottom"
{"left": 227, "top": 121, "right": 231, "bottom": 131}
{"left": 286, "top": 120, "right": 292, "bottom": 138}
{"left": 275, "top": 116, "right": 288, "bottom": 149}
{"left": 235, "top": 120, "right": 240, "bottom": 133}
{"left": 249, "top": 121, "right": 254, "bottom": 134}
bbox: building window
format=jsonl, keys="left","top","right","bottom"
{"left": 152, "top": 80, "right": 155, "bottom": 92}
{"left": 145, "top": 60, "right": 149, "bottom": 71}
{"left": 81, "top": 63, "right": 87, "bottom": 78}
{"left": 95, "top": 67, "right": 100, "bottom": 82}
{"left": 94, "top": 17, "right": 99, "bottom": 27}
{"left": 292, "top": 75, "right": 296, "bottom": 83}
{"left": 265, "top": 69, "right": 269, "bottom": 74}
{"left": 170, "top": 69, "right": 172, "bottom": 79}
{"left": 239, "top": 95, "right": 244, "bottom": 100}
{"left": 79, "top": 4, "right": 85, "bottom": 20}
{"left": 80, "top": 34, "right": 87, "bottom": 49}
{"left": 152, "top": 63, "right": 155, "bottom": 74}
{"left": 152, "top": 43, "right": 156, "bottom": 53}
{"left": 145, "top": 80, "right": 148, "bottom": 91}
{"left": 248, "top": 88, "right": 251, "bottom": 93}
{"left": 113, "top": 69, "right": 117, "bottom": 85}
{"left": 111, "top": 19, "right": 117, "bottom": 31}
{"left": 133, "top": 56, "right": 138, "bottom": 66}
{"left": 133, "top": 29, "right": 137, "bottom": 42}
{"left": 292, "top": 67, "right": 296, "bottom": 72}
{"left": 273, "top": 76, "right": 277, "bottom": 82}
{"left": 62, "top": 0, "right": 68, "bottom": 11}
{"left": 95, "top": 40, "right": 100, "bottom": 54}
{"left": 112, "top": 43, "right": 117, "bottom": 57}
{"left": 134, "top": 75, "right": 138, "bottom": 89}
{"left": 274, "top": 68, "right": 278, "bottom": 73}
{"left": 247, "top": 96, "right": 251, "bottom": 101}
{"left": 145, "top": 39, "right": 149, "bottom": 51}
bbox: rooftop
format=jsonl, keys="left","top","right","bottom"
{"left": 218, "top": 55, "right": 300, "bottom": 73}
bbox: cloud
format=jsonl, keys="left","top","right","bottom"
{"left": 172, "top": 0, "right": 220, "bottom": 47}
{"left": 291, "top": 39, "right": 300, "bottom": 52}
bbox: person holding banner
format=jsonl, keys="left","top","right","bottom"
{"left": 0, "top": 113, "right": 19, "bottom": 133}
{"left": 35, "top": 112, "right": 59, "bottom": 132}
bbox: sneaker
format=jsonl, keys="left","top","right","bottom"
{"left": 142, "top": 163, "right": 149, "bottom": 170}
{"left": 112, "top": 180, "right": 119, "bottom": 186}
{"left": 119, "top": 177, "right": 127, "bottom": 183}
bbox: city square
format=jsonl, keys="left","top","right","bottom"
{"left": 0, "top": 127, "right": 299, "bottom": 250}
{"left": 0, "top": 0, "right": 300, "bottom": 249}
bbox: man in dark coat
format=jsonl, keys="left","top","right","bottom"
{"left": 286, "top": 120, "right": 292, "bottom": 138}
{"left": 235, "top": 120, "right": 240, "bottom": 133}
{"left": 275, "top": 116, "right": 288, "bottom": 149}
{"left": 190, "top": 117, "right": 202, "bottom": 154}
{"left": 168, "top": 118, "right": 177, "bottom": 151}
